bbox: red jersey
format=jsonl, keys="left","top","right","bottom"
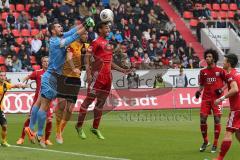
{"left": 225, "top": 69, "right": 240, "bottom": 111}
{"left": 91, "top": 36, "right": 113, "bottom": 74}
{"left": 199, "top": 66, "right": 225, "bottom": 100}
{"left": 29, "top": 69, "right": 45, "bottom": 102}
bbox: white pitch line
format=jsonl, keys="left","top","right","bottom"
{"left": 11, "top": 145, "right": 131, "bottom": 160}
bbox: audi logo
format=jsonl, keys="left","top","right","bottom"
{"left": 206, "top": 77, "right": 216, "bottom": 83}
{"left": 3, "top": 93, "right": 35, "bottom": 113}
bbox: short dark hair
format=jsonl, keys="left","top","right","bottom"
{"left": 204, "top": 49, "right": 219, "bottom": 63}
{"left": 48, "top": 22, "right": 59, "bottom": 35}
{"left": 96, "top": 21, "right": 109, "bottom": 33}
{"left": 224, "top": 53, "right": 238, "bottom": 68}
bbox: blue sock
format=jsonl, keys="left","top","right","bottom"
{"left": 37, "top": 109, "right": 47, "bottom": 137}
{"left": 29, "top": 106, "right": 39, "bottom": 131}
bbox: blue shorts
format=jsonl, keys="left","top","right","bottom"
{"left": 40, "top": 72, "right": 57, "bottom": 100}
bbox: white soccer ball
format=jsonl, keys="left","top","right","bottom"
{"left": 100, "top": 9, "right": 114, "bottom": 22}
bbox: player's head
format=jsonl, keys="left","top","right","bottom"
{"left": 48, "top": 22, "right": 63, "bottom": 37}
{"left": 223, "top": 54, "right": 238, "bottom": 70}
{"left": 79, "top": 31, "right": 88, "bottom": 43}
{"left": 96, "top": 22, "right": 110, "bottom": 37}
{"left": 204, "top": 49, "right": 219, "bottom": 65}
{"left": 0, "top": 71, "right": 7, "bottom": 81}
{"left": 41, "top": 56, "right": 49, "bottom": 70}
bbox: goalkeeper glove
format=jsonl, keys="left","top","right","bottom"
{"left": 195, "top": 91, "right": 201, "bottom": 99}
{"left": 215, "top": 88, "right": 223, "bottom": 96}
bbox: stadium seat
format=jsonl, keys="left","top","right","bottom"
{"left": 229, "top": 3, "right": 238, "bottom": 11}
{"left": 12, "top": 29, "right": 20, "bottom": 37}
{"left": 29, "top": 20, "right": 35, "bottom": 28}
{"left": 0, "top": 56, "right": 5, "bottom": 65}
{"left": 21, "top": 29, "right": 30, "bottom": 37}
{"left": 13, "top": 12, "right": 20, "bottom": 19}
{"left": 16, "top": 37, "right": 24, "bottom": 45}
{"left": 189, "top": 19, "right": 198, "bottom": 27}
{"left": 30, "top": 56, "right": 37, "bottom": 64}
{"left": 0, "top": 20, "right": 6, "bottom": 29}
{"left": 14, "top": 47, "right": 20, "bottom": 53}
{"left": 221, "top": 3, "right": 229, "bottom": 11}
{"left": 25, "top": 12, "right": 31, "bottom": 19}
{"left": 211, "top": 11, "right": 218, "bottom": 19}
{"left": 219, "top": 11, "right": 228, "bottom": 19}
{"left": 206, "top": 3, "right": 212, "bottom": 10}
{"left": 25, "top": 4, "right": 31, "bottom": 11}
{"left": 16, "top": 4, "right": 24, "bottom": 12}
{"left": 228, "top": 11, "right": 235, "bottom": 19}
{"left": 212, "top": 3, "right": 220, "bottom": 11}
{"left": 32, "top": 65, "right": 41, "bottom": 71}
{"left": 41, "top": 29, "right": 47, "bottom": 35}
{"left": 183, "top": 11, "right": 193, "bottom": 19}
{"left": 1, "top": 12, "right": 8, "bottom": 20}
{"left": 9, "top": 4, "right": 15, "bottom": 11}
{"left": 28, "top": 37, "right": 33, "bottom": 44}
{"left": 31, "top": 29, "right": 39, "bottom": 36}
{"left": 0, "top": 65, "right": 7, "bottom": 72}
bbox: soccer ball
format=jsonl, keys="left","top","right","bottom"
{"left": 100, "top": 9, "right": 114, "bottom": 22}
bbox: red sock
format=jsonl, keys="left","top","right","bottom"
{"left": 93, "top": 108, "right": 102, "bottom": 129}
{"left": 45, "top": 121, "right": 52, "bottom": 140}
{"left": 200, "top": 124, "right": 208, "bottom": 143}
{"left": 214, "top": 124, "right": 221, "bottom": 146}
{"left": 21, "top": 118, "right": 30, "bottom": 139}
{"left": 77, "top": 108, "right": 87, "bottom": 128}
{"left": 218, "top": 140, "right": 232, "bottom": 160}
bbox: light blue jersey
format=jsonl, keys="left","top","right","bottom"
{"left": 47, "top": 27, "right": 80, "bottom": 74}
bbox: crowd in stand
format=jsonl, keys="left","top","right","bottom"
{"left": 0, "top": 0, "right": 200, "bottom": 72}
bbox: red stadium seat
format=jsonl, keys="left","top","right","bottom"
{"left": 25, "top": 4, "right": 31, "bottom": 11}
{"left": 16, "top": 37, "right": 24, "bottom": 45}
{"left": 32, "top": 65, "right": 41, "bottom": 71}
{"left": 230, "top": 3, "right": 238, "bottom": 11}
{"left": 0, "top": 56, "right": 5, "bottom": 65}
{"left": 0, "top": 66, "right": 7, "bottom": 72}
{"left": 9, "top": 4, "right": 15, "bottom": 11}
{"left": 206, "top": 3, "right": 212, "bottom": 10}
{"left": 25, "top": 12, "right": 31, "bottom": 19}
{"left": 1, "top": 12, "right": 8, "bottom": 20}
{"left": 21, "top": 29, "right": 30, "bottom": 37}
{"left": 211, "top": 11, "right": 218, "bottom": 19}
{"left": 0, "top": 20, "right": 6, "bottom": 28}
{"left": 219, "top": 11, "right": 228, "bottom": 19}
{"left": 212, "top": 3, "right": 220, "bottom": 11}
{"left": 228, "top": 11, "right": 235, "bottom": 19}
{"left": 14, "top": 47, "right": 20, "bottom": 54}
{"left": 16, "top": 4, "right": 25, "bottom": 12}
{"left": 189, "top": 19, "right": 198, "bottom": 27}
{"left": 41, "top": 29, "right": 47, "bottom": 35}
{"left": 183, "top": 11, "right": 193, "bottom": 19}
{"left": 29, "top": 20, "right": 35, "bottom": 28}
{"left": 12, "top": 29, "right": 20, "bottom": 37}
{"left": 31, "top": 29, "right": 39, "bottom": 36}
{"left": 13, "top": 12, "right": 20, "bottom": 19}
{"left": 30, "top": 56, "right": 37, "bottom": 64}
{"left": 221, "top": 3, "right": 229, "bottom": 11}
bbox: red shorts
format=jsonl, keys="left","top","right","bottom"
{"left": 200, "top": 100, "right": 223, "bottom": 116}
{"left": 226, "top": 110, "right": 240, "bottom": 133}
{"left": 88, "top": 72, "right": 112, "bottom": 96}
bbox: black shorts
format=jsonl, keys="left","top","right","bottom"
{"left": 56, "top": 75, "right": 81, "bottom": 103}
{"left": 0, "top": 110, "right": 7, "bottom": 126}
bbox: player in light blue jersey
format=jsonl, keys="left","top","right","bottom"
{"left": 25, "top": 18, "right": 95, "bottom": 147}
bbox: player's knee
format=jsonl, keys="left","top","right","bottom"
{"left": 224, "top": 131, "right": 233, "bottom": 141}
{"left": 214, "top": 116, "right": 221, "bottom": 124}
{"left": 2, "top": 125, "right": 7, "bottom": 131}
{"left": 200, "top": 117, "right": 207, "bottom": 124}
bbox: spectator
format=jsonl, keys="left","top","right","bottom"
{"left": 176, "top": 68, "right": 188, "bottom": 88}
{"left": 22, "top": 52, "right": 32, "bottom": 71}
{"left": 31, "top": 35, "right": 42, "bottom": 55}
{"left": 165, "top": 18, "right": 176, "bottom": 33}
{"left": 12, "top": 55, "right": 22, "bottom": 72}
{"left": 39, "top": 0, "right": 47, "bottom": 13}
{"left": 6, "top": 10, "right": 16, "bottom": 29}
{"left": 8, "top": 45, "right": 17, "bottom": 57}
{"left": 167, "top": 34, "right": 176, "bottom": 47}
{"left": 37, "top": 13, "right": 48, "bottom": 29}
{"left": 170, "top": 26, "right": 180, "bottom": 41}
{"left": 5, "top": 32, "right": 15, "bottom": 46}
{"left": 147, "top": 43, "right": 156, "bottom": 60}
{"left": 17, "top": 12, "right": 31, "bottom": 30}
{"left": 153, "top": 73, "right": 165, "bottom": 88}
{"left": 165, "top": 44, "right": 176, "bottom": 59}
{"left": 59, "top": 1, "right": 70, "bottom": 15}
{"left": 79, "top": 2, "right": 89, "bottom": 18}
{"left": 202, "top": 4, "right": 211, "bottom": 19}
{"left": 28, "top": 3, "right": 41, "bottom": 20}
{"left": 114, "top": 30, "right": 123, "bottom": 43}
{"left": 132, "top": 36, "right": 141, "bottom": 48}
{"left": 127, "top": 67, "right": 139, "bottom": 89}
{"left": 123, "top": 26, "right": 131, "bottom": 41}
{"left": 1, "top": 42, "right": 9, "bottom": 57}
{"left": 142, "top": 53, "right": 151, "bottom": 69}
{"left": 176, "top": 35, "right": 186, "bottom": 49}
{"left": 0, "top": 0, "right": 9, "bottom": 12}
{"left": 185, "top": 43, "right": 194, "bottom": 59}
{"left": 22, "top": 37, "right": 31, "bottom": 49}
{"left": 148, "top": 9, "right": 158, "bottom": 24}
{"left": 196, "top": 19, "right": 205, "bottom": 41}
{"left": 18, "top": 44, "right": 30, "bottom": 61}
{"left": 130, "top": 51, "right": 142, "bottom": 69}
{"left": 5, "top": 55, "right": 12, "bottom": 72}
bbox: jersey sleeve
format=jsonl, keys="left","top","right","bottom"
{"left": 5, "top": 82, "right": 12, "bottom": 90}
{"left": 28, "top": 71, "right": 37, "bottom": 80}
{"left": 63, "top": 27, "right": 77, "bottom": 38}
{"left": 226, "top": 73, "right": 235, "bottom": 85}
{"left": 50, "top": 35, "right": 80, "bottom": 48}
{"left": 199, "top": 70, "right": 204, "bottom": 86}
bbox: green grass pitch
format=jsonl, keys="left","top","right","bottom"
{"left": 0, "top": 109, "right": 239, "bottom": 160}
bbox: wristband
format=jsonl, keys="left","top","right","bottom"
{"left": 219, "top": 96, "right": 226, "bottom": 101}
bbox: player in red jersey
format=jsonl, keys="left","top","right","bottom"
{"left": 16, "top": 56, "right": 53, "bottom": 145}
{"left": 75, "top": 22, "right": 130, "bottom": 139}
{"left": 213, "top": 54, "right": 240, "bottom": 160}
{"left": 195, "top": 49, "right": 226, "bottom": 153}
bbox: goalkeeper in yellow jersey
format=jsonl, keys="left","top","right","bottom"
{"left": 0, "top": 71, "right": 28, "bottom": 147}
{"left": 55, "top": 31, "right": 89, "bottom": 144}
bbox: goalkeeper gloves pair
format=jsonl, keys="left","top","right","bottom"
{"left": 195, "top": 88, "right": 223, "bottom": 99}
